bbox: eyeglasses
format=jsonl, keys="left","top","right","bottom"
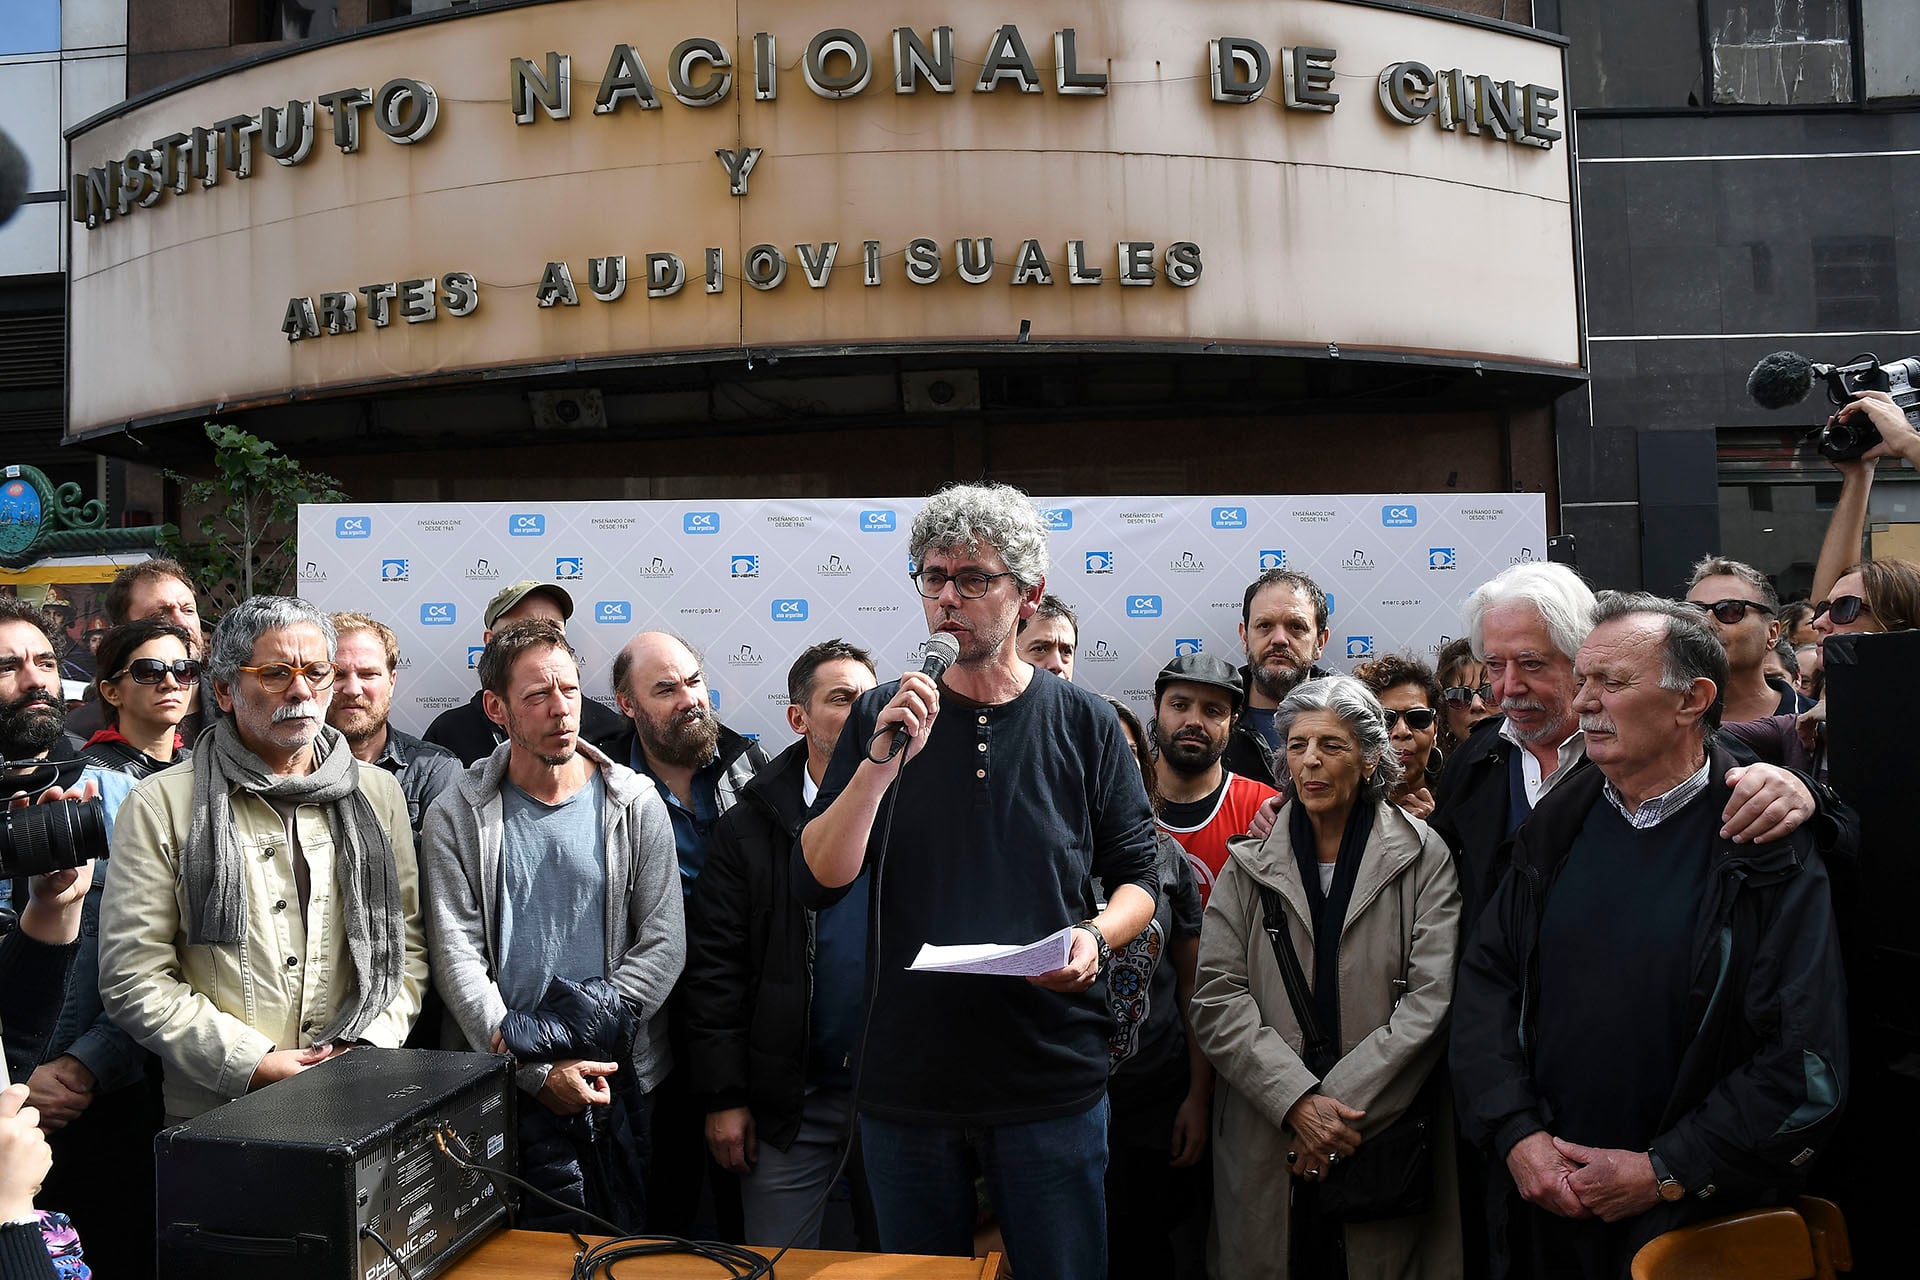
{"left": 1383, "top": 708, "right": 1438, "bottom": 732}
{"left": 109, "top": 657, "right": 202, "bottom": 686}
{"left": 1685, "top": 598, "right": 1774, "bottom": 625}
{"left": 910, "top": 568, "right": 1016, "bottom": 599}
{"left": 236, "top": 661, "right": 337, "bottom": 693}
{"left": 1812, "top": 595, "right": 1869, "bottom": 626}
{"left": 1441, "top": 683, "right": 1492, "bottom": 708}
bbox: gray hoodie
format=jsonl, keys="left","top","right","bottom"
{"left": 419, "top": 740, "right": 684, "bottom": 1095}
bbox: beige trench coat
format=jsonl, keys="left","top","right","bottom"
{"left": 1192, "top": 799, "right": 1464, "bottom": 1280}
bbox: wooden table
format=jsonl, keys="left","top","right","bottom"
{"left": 447, "top": 1229, "right": 1004, "bottom": 1279}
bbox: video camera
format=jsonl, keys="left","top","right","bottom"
{"left": 0, "top": 756, "right": 109, "bottom": 881}
{"left": 1747, "top": 350, "right": 1920, "bottom": 462}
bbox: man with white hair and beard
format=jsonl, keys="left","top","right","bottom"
{"left": 609, "top": 630, "right": 768, "bottom": 1236}
{"left": 100, "top": 596, "right": 429, "bottom": 1122}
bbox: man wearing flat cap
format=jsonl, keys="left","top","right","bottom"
{"left": 423, "top": 580, "right": 628, "bottom": 766}
{"left": 1150, "top": 652, "right": 1277, "bottom": 907}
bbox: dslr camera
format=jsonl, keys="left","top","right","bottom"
{"left": 0, "top": 756, "right": 109, "bottom": 881}
{"left": 1747, "top": 350, "right": 1920, "bottom": 462}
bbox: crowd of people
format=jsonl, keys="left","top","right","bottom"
{"left": 1, "top": 393, "right": 1909, "bottom": 1278}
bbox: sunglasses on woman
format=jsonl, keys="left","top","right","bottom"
{"left": 1383, "top": 708, "right": 1438, "bottom": 732}
{"left": 1686, "top": 598, "right": 1774, "bottom": 625}
{"left": 1441, "top": 684, "right": 1491, "bottom": 708}
{"left": 1812, "top": 595, "right": 1868, "bottom": 626}
{"left": 110, "top": 657, "right": 203, "bottom": 685}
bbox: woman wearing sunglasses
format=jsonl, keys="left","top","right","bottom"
{"left": 1352, "top": 655, "right": 1444, "bottom": 820}
{"left": 80, "top": 619, "right": 200, "bottom": 779}
{"left": 1432, "top": 637, "right": 1496, "bottom": 756}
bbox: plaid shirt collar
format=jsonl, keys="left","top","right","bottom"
{"left": 1603, "top": 758, "right": 1712, "bottom": 830}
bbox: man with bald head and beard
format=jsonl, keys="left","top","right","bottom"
{"left": 610, "top": 630, "right": 768, "bottom": 1236}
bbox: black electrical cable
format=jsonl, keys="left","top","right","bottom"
{"left": 359, "top": 1226, "right": 416, "bottom": 1280}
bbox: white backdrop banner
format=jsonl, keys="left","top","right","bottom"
{"left": 294, "top": 495, "right": 1546, "bottom": 744}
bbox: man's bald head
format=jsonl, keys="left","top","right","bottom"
{"left": 613, "top": 631, "right": 699, "bottom": 704}
{"left": 613, "top": 631, "right": 718, "bottom": 770}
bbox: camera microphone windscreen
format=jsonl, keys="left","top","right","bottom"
{"left": 1748, "top": 350, "right": 1817, "bottom": 410}
{"left": 0, "top": 128, "right": 28, "bottom": 229}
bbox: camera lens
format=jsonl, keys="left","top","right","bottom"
{"left": 0, "top": 798, "right": 109, "bottom": 879}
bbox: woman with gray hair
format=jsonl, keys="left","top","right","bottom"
{"left": 1192, "top": 676, "right": 1464, "bottom": 1280}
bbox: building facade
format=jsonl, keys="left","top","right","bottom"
{"left": 48, "top": 0, "right": 1580, "bottom": 558}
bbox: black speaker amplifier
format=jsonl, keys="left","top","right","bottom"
{"left": 157, "top": 1049, "right": 515, "bottom": 1280}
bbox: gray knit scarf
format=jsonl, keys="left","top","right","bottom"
{"left": 182, "top": 719, "right": 404, "bottom": 1045}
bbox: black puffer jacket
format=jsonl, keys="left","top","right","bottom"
{"left": 499, "top": 976, "right": 650, "bottom": 1234}
{"left": 1451, "top": 742, "right": 1853, "bottom": 1277}
{"left": 682, "top": 740, "right": 815, "bottom": 1149}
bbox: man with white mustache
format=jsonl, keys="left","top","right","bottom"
{"left": 100, "top": 597, "right": 429, "bottom": 1122}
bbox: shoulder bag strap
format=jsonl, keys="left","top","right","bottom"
{"left": 1258, "top": 884, "right": 1335, "bottom": 1070}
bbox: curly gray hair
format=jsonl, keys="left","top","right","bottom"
{"left": 1272, "top": 675, "right": 1401, "bottom": 801}
{"left": 207, "top": 596, "right": 337, "bottom": 685}
{"left": 909, "top": 483, "right": 1051, "bottom": 589}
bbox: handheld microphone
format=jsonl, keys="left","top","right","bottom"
{"left": 885, "top": 632, "right": 960, "bottom": 758}
{"left": 1747, "top": 351, "right": 1821, "bottom": 410}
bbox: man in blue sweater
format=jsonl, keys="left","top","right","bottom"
{"left": 798, "top": 482, "right": 1159, "bottom": 1278}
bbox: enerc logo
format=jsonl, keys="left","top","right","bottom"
{"left": 1126, "top": 595, "right": 1164, "bottom": 618}
{"left": 684, "top": 512, "right": 721, "bottom": 535}
{"left": 1326, "top": 591, "right": 1337, "bottom": 615}
{"left": 1429, "top": 548, "right": 1458, "bottom": 570}
{"left": 555, "top": 556, "right": 585, "bottom": 580}
{"left": 1085, "top": 551, "right": 1114, "bottom": 574}
{"left": 1258, "top": 549, "right": 1287, "bottom": 570}
{"left": 731, "top": 555, "right": 760, "bottom": 578}
{"left": 1173, "top": 638, "right": 1203, "bottom": 656}
{"left": 466, "top": 646, "right": 485, "bottom": 669}
{"left": 1212, "top": 507, "right": 1247, "bottom": 529}
{"left": 1039, "top": 507, "right": 1073, "bottom": 531}
{"left": 596, "top": 601, "right": 633, "bottom": 625}
{"left": 1383, "top": 504, "right": 1418, "bottom": 528}
{"left": 381, "top": 559, "right": 409, "bottom": 581}
{"left": 859, "top": 509, "right": 897, "bottom": 532}
{"left": 508, "top": 513, "right": 546, "bottom": 537}
{"left": 1346, "top": 636, "right": 1376, "bottom": 659}
{"left": 334, "top": 516, "right": 371, "bottom": 539}
{"left": 772, "top": 598, "right": 809, "bottom": 621}
{"left": 420, "top": 603, "right": 456, "bottom": 626}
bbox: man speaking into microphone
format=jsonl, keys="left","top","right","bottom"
{"left": 798, "top": 482, "right": 1158, "bottom": 1276}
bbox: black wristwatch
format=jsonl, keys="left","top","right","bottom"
{"left": 1648, "top": 1148, "right": 1685, "bottom": 1202}
{"left": 1073, "top": 920, "right": 1111, "bottom": 969}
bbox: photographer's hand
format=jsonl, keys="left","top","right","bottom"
{"left": 11, "top": 779, "right": 101, "bottom": 942}
{"left": 1837, "top": 390, "right": 1920, "bottom": 465}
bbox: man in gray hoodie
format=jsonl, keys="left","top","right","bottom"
{"left": 419, "top": 618, "right": 683, "bottom": 1229}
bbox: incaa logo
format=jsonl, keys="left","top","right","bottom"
{"left": 1039, "top": 507, "right": 1073, "bottom": 531}
{"left": 1212, "top": 507, "right": 1247, "bottom": 529}
{"left": 334, "top": 515, "right": 371, "bottom": 539}
{"left": 596, "top": 601, "right": 632, "bottom": 625}
{"left": 1173, "top": 638, "right": 1203, "bottom": 656}
{"left": 1429, "top": 548, "right": 1458, "bottom": 570}
{"left": 859, "top": 509, "right": 897, "bottom": 532}
{"left": 1082, "top": 639, "right": 1122, "bottom": 664}
{"left": 1346, "top": 636, "right": 1376, "bottom": 659}
{"left": 508, "top": 513, "right": 546, "bottom": 537}
{"left": 1126, "top": 595, "right": 1163, "bottom": 618}
{"left": 1085, "top": 551, "right": 1114, "bottom": 574}
{"left": 730, "top": 555, "right": 760, "bottom": 578}
{"left": 1383, "top": 504, "right": 1418, "bottom": 528}
{"left": 1258, "top": 549, "right": 1287, "bottom": 570}
{"left": 381, "top": 559, "right": 409, "bottom": 582}
{"left": 772, "top": 598, "right": 809, "bottom": 621}
{"left": 684, "top": 511, "right": 721, "bottom": 535}
{"left": 420, "top": 603, "right": 456, "bottom": 626}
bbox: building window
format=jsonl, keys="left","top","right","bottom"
{"left": 0, "top": 0, "right": 60, "bottom": 56}
{"left": 1706, "top": 0, "right": 1855, "bottom": 105}
{"left": 261, "top": 1, "right": 339, "bottom": 41}
{"left": 1563, "top": 3, "right": 1706, "bottom": 109}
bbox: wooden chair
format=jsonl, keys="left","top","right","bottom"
{"left": 1630, "top": 1200, "right": 1853, "bottom": 1280}
{"left": 1629, "top": 1207, "right": 1814, "bottom": 1280}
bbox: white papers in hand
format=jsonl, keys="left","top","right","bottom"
{"left": 908, "top": 926, "right": 1075, "bottom": 977}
